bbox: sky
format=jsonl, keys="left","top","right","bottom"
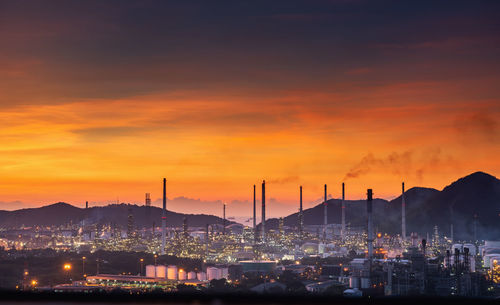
{"left": 0, "top": 0, "right": 499, "bottom": 217}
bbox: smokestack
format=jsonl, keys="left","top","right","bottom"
{"left": 299, "top": 185, "right": 303, "bottom": 239}
{"left": 402, "top": 182, "right": 406, "bottom": 240}
{"left": 262, "top": 180, "right": 266, "bottom": 243}
{"left": 253, "top": 185, "right": 256, "bottom": 243}
{"left": 323, "top": 184, "right": 327, "bottom": 241}
{"left": 341, "top": 182, "right": 345, "bottom": 240}
{"left": 450, "top": 223, "right": 454, "bottom": 242}
{"left": 473, "top": 214, "right": 478, "bottom": 241}
{"left": 161, "top": 178, "right": 166, "bottom": 255}
{"left": 205, "top": 224, "right": 209, "bottom": 258}
{"left": 367, "top": 189, "right": 374, "bottom": 275}
{"left": 85, "top": 201, "right": 88, "bottom": 209}
{"left": 223, "top": 203, "right": 226, "bottom": 235}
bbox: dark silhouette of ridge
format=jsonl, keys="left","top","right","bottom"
{"left": 263, "top": 172, "right": 500, "bottom": 240}
{"left": 0, "top": 203, "right": 233, "bottom": 229}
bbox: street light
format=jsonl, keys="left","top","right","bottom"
{"left": 154, "top": 254, "right": 158, "bottom": 266}
{"left": 63, "top": 263, "right": 72, "bottom": 283}
{"left": 140, "top": 258, "right": 144, "bottom": 276}
{"left": 82, "top": 257, "right": 86, "bottom": 278}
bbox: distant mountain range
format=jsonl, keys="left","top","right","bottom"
{"left": 0, "top": 203, "right": 232, "bottom": 229}
{"left": 0, "top": 171, "right": 499, "bottom": 240}
{"left": 263, "top": 172, "right": 500, "bottom": 240}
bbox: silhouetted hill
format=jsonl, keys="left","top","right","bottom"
{"left": 264, "top": 172, "right": 500, "bottom": 240}
{"left": 0, "top": 203, "right": 232, "bottom": 229}
{"left": 414, "top": 171, "right": 500, "bottom": 240}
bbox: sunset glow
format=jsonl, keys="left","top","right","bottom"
{"left": 1, "top": 1, "right": 499, "bottom": 217}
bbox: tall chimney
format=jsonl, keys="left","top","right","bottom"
{"left": 223, "top": 203, "right": 226, "bottom": 235}
{"left": 161, "top": 178, "right": 166, "bottom": 255}
{"left": 367, "top": 189, "right": 374, "bottom": 276}
{"left": 262, "top": 180, "right": 266, "bottom": 243}
{"left": 323, "top": 184, "right": 327, "bottom": 241}
{"left": 85, "top": 201, "right": 88, "bottom": 209}
{"left": 341, "top": 182, "right": 345, "bottom": 240}
{"left": 473, "top": 214, "right": 478, "bottom": 241}
{"left": 402, "top": 182, "right": 406, "bottom": 240}
{"left": 299, "top": 185, "right": 303, "bottom": 239}
{"left": 253, "top": 185, "right": 256, "bottom": 243}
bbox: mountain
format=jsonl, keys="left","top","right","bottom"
{"left": 264, "top": 171, "right": 500, "bottom": 240}
{"left": 414, "top": 172, "right": 500, "bottom": 240}
{"left": 0, "top": 202, "right": 232, "bottom": 229}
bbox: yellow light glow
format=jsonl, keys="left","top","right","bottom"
{"left": 63, "top": 263, "right": 72, "bottom": 270}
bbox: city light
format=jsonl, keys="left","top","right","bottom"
{"left": 63, "top": 263, "right": 72, "bottom": 270}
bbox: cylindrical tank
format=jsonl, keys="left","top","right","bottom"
{"left": 155, "top": 265, "right": 167, "bottom": 278}
{"left": 463, "top": 244, "right": 476, "bottom": 256}
{"left": 145, "top": 265, "right": 156, "bottom": 278}
{"left": 207, "top": 267, "right": 219, "bottom": 280}
{"left": 349, "top": 276, "right": 360, "bottom": 289}
{"left": 178, "top": 269, "right": 187, "bottom": 280}
{"left": 360, "top": 278, "right": 371, "bottom": 289}
{"left": 221, "top": 267, "right": 228, "bottom": 279}
{"left": 197, "top": 271, "right": 207, "bottom": 281}
{"left": 187, "top": 271, "right": 197, "bottom": 280}
{"left": 452, "top": 244, "right": 463, "bottom": 252}
{"left": 167, "top": 265, "right": 178, "bottom": 280}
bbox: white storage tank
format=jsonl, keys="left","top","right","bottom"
{"left": 221, "top": 267, "right": 228, "bottom": 279}
{"left": 167, "top": 265, "right": 178, "bottom": 280}
{"left": 155, "top": 265, "right": 167, "bottom": 279}
{"left": 463, "top": 244, "right": 476, "bottom": 256}
{"left": 207, "top": 267, "right": 219, "bottom": 280}
{"left": 187, "top": 271, "right": 197, "bottom": 280}
{"left": 145, "top": 265, "right": 156, "bottom": 278}
{"left": 178, "top": 269, "right": 187, "bottom": 280}
{"left": 197, "top": 271, "right": 207, "bottom": 281}
{"left": 452, "top": 244, "right": 463, "bottom": 253}
{"left": 349, "top": 276, "right": 360, "bottom": 289}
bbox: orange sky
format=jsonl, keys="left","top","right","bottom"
{"left": 0, "top": 1, "right": 499, "bottom": 217}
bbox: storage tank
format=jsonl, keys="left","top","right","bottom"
{"left": 360, "top": 277, "right": 371, "bottom": 289}
{"left": 221, "top": 267, "right": 229, "bottom": 279}
{"left": 167, "top": 265, "right": 178, "bottom": 280}
{"left": 349, "top": 276, "right": 360, "bottom": 289}
{"left": 155, "top": 265, "right": 167, "bottom": 279}
{"left": 197, "top": 271, "right": 207, "bottom": 281}
{"left": 452, "top": 244, "right": 463, "bottom": 253}
{"left": 187, "top": 271, "right": 197, "bottom": 280}
{"left": 145, "top": 265, "right": 156, "bottom": 278}
{"left": 463, "top": 244, "right": 476, "bottom": 256}
{"left": 178, "top": 269, "right": 187, "bottom": 280}
{"left": 207, "top": 267, "right": 220, "bottom": 280}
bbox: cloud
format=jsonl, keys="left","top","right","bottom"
{"left": 454, "top": 111, "right": 500, "bottom": 143}
{"left": 0, "top": 200, "right": 29, "bottom": 211}
{"left": 268, "top": 176, "right": 300, "bottom": 184}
